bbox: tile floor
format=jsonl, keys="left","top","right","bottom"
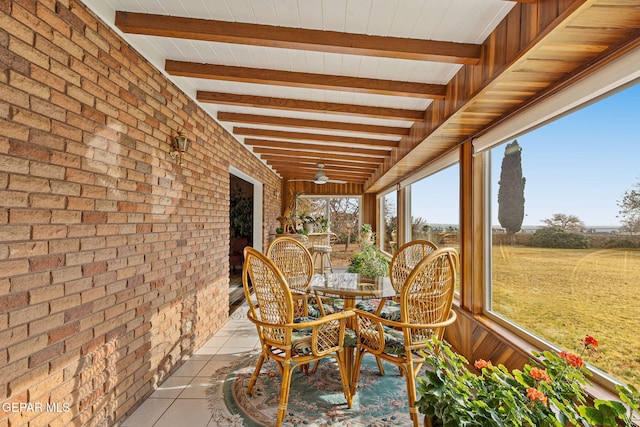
{"left": 122, "top": 266, "right": 350, "bottom": 427}
{"left": 120, "top": 304, "right": 260, "bottom": 427}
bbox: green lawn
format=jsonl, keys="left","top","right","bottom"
{"left": 491, "top": 245, "right": 640, "bottom": 388}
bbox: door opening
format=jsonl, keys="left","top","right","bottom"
{"left": 229, "top": 174, "right": 253, "bottom": 313}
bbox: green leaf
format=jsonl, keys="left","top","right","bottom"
{"left": 579, "top": 400, "right": 627, "bottom": 427}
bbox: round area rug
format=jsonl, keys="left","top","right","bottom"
{"left": 209, "top": 352, "right": 414, "bottom": 426}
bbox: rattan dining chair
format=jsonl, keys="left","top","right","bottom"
{"left": 356, "top": 240, "right": 439, "bottom": 332}
{"left": 266, "top": 236, "right": 315, "bottom": 317}
{"left": 390, "top": 239, "right": 438, "bottom": 294}
{"left": 242, "top": 247, "right": 355, "bottom": 427}
{"left": 352, "top": 247, "right": 459, "bottom": 427}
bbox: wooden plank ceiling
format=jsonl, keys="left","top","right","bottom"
{"left": 85, "top": 0, "right": 640, "bottom": 192}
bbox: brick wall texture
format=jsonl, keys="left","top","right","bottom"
{"left": 0, "top": 1, "right": 281, "bottom": 426}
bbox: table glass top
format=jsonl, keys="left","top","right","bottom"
{"left": 309, "top": 272, "right": 395, "bottom": 299}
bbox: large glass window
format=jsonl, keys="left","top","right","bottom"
{"left": 409, "top": 164, "right": 460, "bottom": 251}
{"left": 297, "top": 197, "right": 328, "bottom": 229}
{"left": 487, "top": 83, "right": 640, "bottom": 388}
{"left": 297, "top": 196, "right": 360, "bottom": 245}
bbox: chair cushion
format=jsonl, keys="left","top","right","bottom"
{"left": 380, "top": 326, "right": 405, "bottom": 355}
{"left": 291, "top": 316, "right": 318, "bottom": 355}
{"left": 360, "top": 325, "right": 405, "bottom": 356}
{"left": 307, "top": 298, "right": 344, "bottom": 318}
{"left": 344, "top": 328, "right": 357, "bottom": 348}
{"left": 355, "top": 299, "right": 401, "bottom": 322}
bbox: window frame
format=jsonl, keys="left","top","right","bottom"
{"left": 475, "top": 48, "right": 640, "bottom": 390}
{"left": 378, "top": 189, "right": 397, "bottom": 255}
{"left": 297, "top": 194, "right": 363, "bottom": 230}
{"left": 405, "top": 152, "right": 460, "bottom": 244}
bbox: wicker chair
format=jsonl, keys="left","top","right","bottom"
{"left": 352, "top": 247, "right": 459, "bottom": 427}
{"left": 356, "top": 240, "right": 439, "bottom": 323}
{"left": 390, "top": 240, "right": 439, "bottom": 294}
{"left": 266, "top": 236, "right": 315, "bottom": 317}
{"left": 242, "top": 247, "right": 354, "bottom": 427}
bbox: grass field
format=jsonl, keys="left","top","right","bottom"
{"left": 491, "top": 245, "right": 640, "bottom": 388}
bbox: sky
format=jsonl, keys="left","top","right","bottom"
{"left": 410, "top": 82, "right": 640, "bottom": 227}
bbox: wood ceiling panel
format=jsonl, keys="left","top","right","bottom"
{"left": 450, "top": 116, "right": 497, "bottom": 126}
{"left": 233, "top": 127, "right": 400, "bottom": 148}
{"left": 571, "top": 6, "right": 640, "bottom": 28}
{"left": 284, "top": 180, "right": 366, "bottom": 195}
{"left": 92, "top": 1, "right": 640, "bottom": 190}
{"left": 166, "top": 61, "right": 447, "bottom": 99}
{"left": 553, "top": 27, "right": 635, "bottom": 45}
{"left": 531, "top": 43, "right": 609, "bottom": 60}
{"left": 266, "top": 162, "right": 374, "bottom": 175}
{"left": 243, "top": 139, "right": 390, "bottom": 157}
{"left": 276, "top": 169, "right": 370, "bottom": 180}
{"left": 197, "top": 91, "right": 424, "bottom": 121}
{"left": 252, "top": 147, "right": 385, "bottom": 163}
{"left": 263, "top": 156, "right": 380, "bottom": 171}
{"left": 114, "top": 11, "right": 482, "bottom": 64}
{"left": 217, "top": 112, "right": 410, "bottom": 136}
{"left": 281, "top": 170, "right": 368, "bottom": 182}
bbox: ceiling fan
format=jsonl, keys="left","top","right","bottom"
{"left": 289, "top": 163, "right": 347, "bottom": 185}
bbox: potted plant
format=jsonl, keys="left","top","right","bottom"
{"left": 347, "top": 237, "right": 390, "bottom": 279}
{"left": 302, "top": 216, "right": 316, "bottom": 233}
{"left": 416, "top": 337, "right": 640, "bottom": 427}
{"left": 230, "top": 184, "right": 253, "bottom": 243}
{"left": 360, "top": 223, "right": 373, "bottom": 244}
{"left": 316, "top": 216, "right": 330, "bottom": 232}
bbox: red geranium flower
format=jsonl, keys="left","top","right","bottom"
{"left": 559, "top": 351, "right": 584, "bottom": 368}
{"left": 529, "top": 367, "right": 551, "bottom": 383}
{"left": 474, "top": 359, "right": 492, "bottom": 370}
{"left": 584, "top": 335, "right": 598, "bottom": 350}
{"left": 526, "top": 387, "right": 548, "bottom": 406}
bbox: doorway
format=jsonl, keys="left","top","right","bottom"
{"left": 229, "top": 174, "right": 253, "bottom": 313}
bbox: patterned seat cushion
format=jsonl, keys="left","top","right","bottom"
{"left": 307, "top": 298, "right": 344, "bottom": 318}
{"left": 355, "top": 299, "right": 401, "bottom": 322}
{"left": 357, "top": 325, "right": 406, "bottom": 356}
{"left": 379, "top": 326, "right": 405, "bottom": 355}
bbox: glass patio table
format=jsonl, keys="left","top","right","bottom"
{"left": 309, "top": 272, "right": 395, "bottom": 302}
{"left": 308, "top": 272, "right": 395, "bottom": 394}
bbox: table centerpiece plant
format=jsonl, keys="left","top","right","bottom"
{"left": 416, "top": 336, "right": 639, "bottom": 427}
{"left": 347, "top": 236, "right": 390, "bottom": 279}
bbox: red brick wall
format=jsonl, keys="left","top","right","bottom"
{"left": 0, "top": 1, "right": 281, "bottom": 426}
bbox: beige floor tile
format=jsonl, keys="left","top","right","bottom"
{"left": 171, "top": 360, "right": 208, "bottom": 377}
{"left": 120, "top": 398, "right": 173, "bottom": 427}
{"left": 177, "top": 377, "right": 213, "bottom": 399}
{"left": 152, "top": 399, "right": 212, "bottom": 427}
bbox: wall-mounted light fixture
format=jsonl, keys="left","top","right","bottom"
{"left": 170, "top": 129, "right": 190, "bottom": 166}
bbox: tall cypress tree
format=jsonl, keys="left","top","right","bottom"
{"left": 498, "top": 140, "right": 526, "bottom": 243}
